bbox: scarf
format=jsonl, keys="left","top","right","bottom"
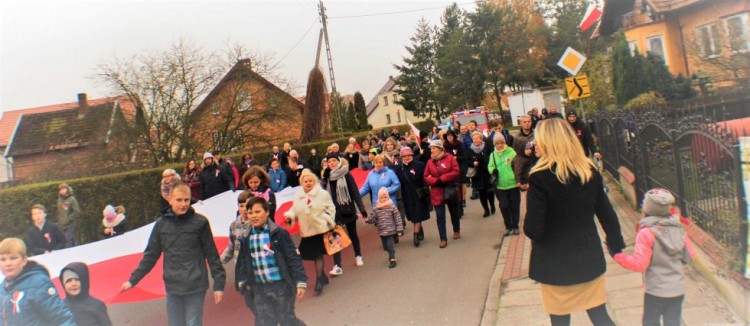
{"left": 432, "top": 151, "right": 445, "bottom": 161}
{"left": 383, "top": 147, "right": 399, "bottom": 163}
{"left": 327, "top": 164, "right": 351, "bottom": 206}
{"left": 375, "top": 197, "right": 393, "bottom": 209}
{"left": 470, "top": 142, "right": 486, "bottom": 154}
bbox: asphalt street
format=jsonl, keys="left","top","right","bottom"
{"left": 108, "top": 195, "right": 504, "bottom": 325}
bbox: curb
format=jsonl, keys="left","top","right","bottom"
{"left": 481, "top": 233, "right": 507, "bottom": 325}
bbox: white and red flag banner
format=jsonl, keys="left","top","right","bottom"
{"left": 0, "top": 168, "right": 370, "bottom": 304}
{"left": 579, "top": 4, "right": 602, "bottom": 31}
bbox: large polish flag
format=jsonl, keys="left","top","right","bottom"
{"left": 0, "top": 168, "right": 370, "bottom": 304}
{"left": 579, "top": 4, "right": 602, "bottom": 31}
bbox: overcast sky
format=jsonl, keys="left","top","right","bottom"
{"left": 0, "top": 0, "right": 476, "bottom": 114}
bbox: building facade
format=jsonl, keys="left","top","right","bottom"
{"left": 366, "top": 76, "right": 428, "bottom": 130}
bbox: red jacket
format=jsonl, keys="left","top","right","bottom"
{"left": 423, "top": 153, "right": 460, "bottom": 206}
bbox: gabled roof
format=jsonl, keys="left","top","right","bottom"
{"left": 193, "top": 59, "right": 304, "bottom": 116}
{"left": 645, "top": 0, "right": 705, "bottom": 13}
{"left": 5, "top": 103, "right": 118, "bottom": 157}
{"left": 366, "top": 76, "right": 399, "bottom": 117}
{"left": 0, "top": 95, "right": 133, "bottom": 148}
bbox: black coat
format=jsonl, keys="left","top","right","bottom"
{"left": 128, "top": 207, "right": 226, "bottom": 295}
{"left": 467, "top": 146, "right": 493, "bottom": 190}
{"left": 27, "top": 222, "right": 66, "bottom": 256}
{"left": 393, "top": 160, "right": 431, "bottom": 223}
{"left": 235, "top": 220, "right": 307, "bottom": 296}
{"left": 60, "top": 262, "right": 112, "bottom": 326}
{"left": 321, "top": 169, "right": 366, "bottom": 225}
{"left": 199, "top": 164, "right": 233, "bottom": 200}
{"left": 570, "top": 120, "right": 597, "bottom": 156}
{"left": 524, "top": 169, "right": 625, "bottom": 286}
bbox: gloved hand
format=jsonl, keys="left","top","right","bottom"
{"left": 435, "top": 179, "right": 444, "bottom": 187}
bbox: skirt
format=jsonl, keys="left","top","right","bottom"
{"left": 299, "top": 233, "right": 327, "bottom": 261}
{"left": 540, "top": 275, "right": 607, "bottom": 315}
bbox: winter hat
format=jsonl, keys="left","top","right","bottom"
{"left": 567, "top": 111, "right": 577, "bottom": 118}
{"left": 400, "top": 147, "right": 414, "bottom": 156}
{"left": 203, "top": 152, "right": 214, "bottom": 160}
{"left": 419, "top": 130, "right": 428, "bottom": 140}
{"left": 325, "top": 153, "right": 340, "bottom": 161}
{"left": 429, "top": 139, "right": 444, "bottom": 151}
{"left": 369, "top": 148, "right": 378, "bottom": 154}
{"left": 444, "top": 129, "right": 457, "bottom": 140}
{"left": 225, "top": 157, "right": 234, "bottom": 164}
{"left": 103, "top": 205, "right": 117, "bottom": 222}
{"left": 642, "top": 188, "right": 675, "bottom": 216}
{"left": 62, "top": 269, "right": 79, "bottom": 284}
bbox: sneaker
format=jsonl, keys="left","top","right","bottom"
{"left": 512, "top": 228, "right": 520, "bottom": 235}
{"left": 389, "top": 259, "right": 397, "bottom": 268}
{"left": 503, "top": 229, "right": 512, "bottom": 237}
{"left": 329, "top": 265, "right": 343, "bottom": 276}
{"left": 355, "top": 256, "right": 364, "bottom": 267}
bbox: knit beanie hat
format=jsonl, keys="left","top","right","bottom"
{"left": 203, "top": 152, "right": 213, "bottom": 160}
{"left": 642, "top": 188, "right": 675, "bottom": 216}
{"left": 62, "top": 269, "right": 79, "bottom": 284}
{"left": 325, "top": 153, "right": 340, "bottom": 161}
{"left": 429, "top": 139, "right": 444, "bottom": 151}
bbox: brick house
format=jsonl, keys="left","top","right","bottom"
{"left": 190, "top": 59, "right": 304, "bottom": 153}
{"left": 3, "top": 94, "right": 135, "bottom": 183}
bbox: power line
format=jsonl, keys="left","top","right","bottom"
{"left": 273, "top": 18, "right": 318, "bottom": 68}
{"left": 328, "top": 2, "right": 474, "bottom": 19}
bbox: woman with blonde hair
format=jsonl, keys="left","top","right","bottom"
{"left": 524, "top": 119, "right": 625, "bottom": 326}
{"left": 284, "top": 169, "right": 336, "bottom": 294}
{"left": 381, "top": 137, "right": 401, "bottom": 167}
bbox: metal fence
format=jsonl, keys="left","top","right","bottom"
{"left": 592, "top": 93, "right": 750, "bottom": 268}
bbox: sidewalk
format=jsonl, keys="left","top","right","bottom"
{"left": 483, "top": 179, "right": 743, "bottom": 326}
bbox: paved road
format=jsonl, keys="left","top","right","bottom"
{"left": 108, "top": 196, "right": 504, "bottom": 325}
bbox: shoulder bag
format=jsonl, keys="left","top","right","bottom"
{"left": 323, "top": 225, "right": 352, "bottom": 255}
{"left": 490, "top": 153, "right": 499, "bottom": 186}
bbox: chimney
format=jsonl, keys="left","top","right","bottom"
{"left": 77, "top": 93, "right": 88, "bottom": 118}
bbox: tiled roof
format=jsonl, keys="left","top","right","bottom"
{"left": 366, "top": 76, "right": 399, "bottom": 117}
{"left": 0, "top": 95, "right": 133, "bottom": 148}
{"left": 5, "top": 103, "right": 116, "bottom": 157}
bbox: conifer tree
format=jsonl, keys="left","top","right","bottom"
{"left": 353, "top": 92, "right": 368, "bottom": 131}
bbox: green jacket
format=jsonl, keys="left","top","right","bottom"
{"left": 57, "top": 186, "right": 80, "bottom": 227}
{"left": 488, "top": 146, "right": 518, "bottom": 190}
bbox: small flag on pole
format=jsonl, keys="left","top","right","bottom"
{"left": 407, "top": 119, "right": 421, "bottom": 139}
{"left": 579, "top": 4, "right": 602, "bottom": 31}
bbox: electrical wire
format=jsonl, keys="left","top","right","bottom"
{"left": 328, "top": 2, "right": 474, "bottom": 19}
{"left": 273, "top": 18, "right": 319, "bottom": 68}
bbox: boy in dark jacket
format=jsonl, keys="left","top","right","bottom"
{"left": 60, "top": 262, "right": 112, "bottom": 326}
{"left": 199, "top": 152, "right": 235, "bottom": 200}
{"left": 56, "top": 183, "right": 80, "bottom": 248}
{"left": 236, "top": 196, "right": 307, "bottom": 325}
{"left": 121, "top": 183, "right": 226, "bottom": 326}
{"left": 27, "top": 204, "right": 66, "bottom": 256}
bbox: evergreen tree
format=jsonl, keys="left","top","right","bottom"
{"left": 394, "top": 19, "right": 444, "bottom": 120}
{"left": 345, "top": 101, "right": 357, "bottom": 131}
{"left": 353, "top": 91, "right": 368, "bottom": 131}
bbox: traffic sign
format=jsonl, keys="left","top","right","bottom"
{"left": 557, "top": 47, "right": 587, "bottom": 75}
{"left": 565, "top": 74, "right": 591, "bottom": 100}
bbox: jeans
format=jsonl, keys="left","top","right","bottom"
{"left": 166, "top": 291, "right": 206, "bottom": 326}
{"left": 494, "top": 188, "right": 521, "bottom": 230}
{"left": 333, "top": 221, "right": 362, "bottom": 266}
{"left": 252, "top": 282, "right": 304, "bottom": 326}
{"left": 643, "top": 293, "right": 684, "bottom": 326}
{"left": 434, "top": 202, "right": 460, "bottom": 241}
{"left": 62, "top": 221, "right": 76, "bottom": 248}
{"left": 380, "top": 235, "right": 396, "bottom": 259}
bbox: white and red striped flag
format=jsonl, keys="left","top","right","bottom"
{"left": 579, "top": 4, "right": 602, "bottom": 31}
{"left": 407, "top": 119, "right": 421, "bottom": 139}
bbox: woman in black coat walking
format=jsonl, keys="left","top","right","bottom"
{"left": 524, "top": 118, "right": 625, "bottom": 326}
{"left": 321, "top": 153, "right": 367, "bottom": 275}
{"left": 393, "top": 147, "right": 431, "bottom": 247}
{"left": 467, "top": 131, "right": 496, "bottom": 217}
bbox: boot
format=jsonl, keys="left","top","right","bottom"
{"left": 413, "top": 233, "right": 420, "bottom": 247}
{"left": 483, "top": 210, "right": 490, "bottom": 218}
{"left": 418, "top": 228, "right": 424, "bottom": 241}
{"left": 439, "top": 240, "right": 448, "bottom": 248}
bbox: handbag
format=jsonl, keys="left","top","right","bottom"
{"left": 466, "top": 167, "right": 476, "bottom": 178}
{"left": 490, "top": 154, "right": 498, "bottom": 185}
{"left": 323, "top": 225, "right": 352, "bottom": 255}
{"left": 442, "top": 183, "right": 458, "bottom": 203}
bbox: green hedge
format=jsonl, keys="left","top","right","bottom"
{"left": 0, "top": 120, "right": 434, "bottom": 245}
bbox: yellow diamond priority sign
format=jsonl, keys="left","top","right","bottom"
{"left": 557, "top": 47, "right": 587, "bottom": 75}
{"left": 565, "top": 75, "right": 591, "bottom": 100}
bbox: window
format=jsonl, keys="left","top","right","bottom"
{"left": 211, "top": 103, "right": 220, "bottom": 116}
{"left": 696, "top": 23, "right": 722, "bottom": 57}
{"left": 236, "top": 92, "right": 252, "bottom": 112}
{"left": 392, "top": 94, "right": 397, "bottom": 102}
{"left": 396, "top": 110, "right": 401, "bottom": 123}
{"left": 628, "top": 41, "right": 639, "bottom": 55}
{"left": 726, "top": 14, "right": 749, "bottom": 52}
{"left": 383, "top": 96, "right": 389, "bottom": 106}
{"left": 234, "top": 129, "right": 243, "bottom": 141}
{"left": 647, "top": 36, "right": 666, "bottom": 64}
{"left": 213, "top": 132, "right": 220, "bottom": 145}
{"left": 386, "top": 114, "right": 391, "bottom": 124}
